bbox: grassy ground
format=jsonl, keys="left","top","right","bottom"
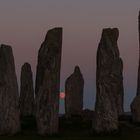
{"left": 0, "top": 115, "right": 140, "bottom": 139}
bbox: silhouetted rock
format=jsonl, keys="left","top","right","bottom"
{"left": 131, "top": 12, "right": 140, "bottom": 123}
{"left": 65, "top": 66, "right": 84, "bottom": 117}
{"left": 137, "top": 11, "right": 140, "bottom": 96}
{"left": 36, "top": 27, "right": 62, "bottom": 135}
{"left": 94, "top": 28, "right": 124, "bottom": 133}
{"left": 20, "top": 63, "right": 35, "bottom": 117}
{"left": 131, "top": 96, "right": 140, "bottom": 122}
{"left": 0, "top": 44, "right": 20, "bottom": 135}
{"left": 131, "top": 11, "right": 140, "bottom": 123}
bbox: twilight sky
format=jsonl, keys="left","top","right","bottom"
{"left": 0, "top": 0, "right": 140, "bottom": 113}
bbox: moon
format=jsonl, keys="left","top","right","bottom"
{"left": 60, "top": 92, "right": 65, "bottom": 99}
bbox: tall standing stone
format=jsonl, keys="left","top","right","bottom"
{"left": 20, "top": 63, "right": 34, "bottom": 117}
{"left": 94, "top": 28, "right": 124, "bottom": 133}
{"left": 36, "top": 28, "right": 62, "bottom": 135}
{"left": 137, "top": 11, "right": 140, "bottom": 96}
{"left": 65, "top": 66, "right": 84, "bottom": 117}
{"left": 0, "top": 44, "right": 20, "bottom": 135}
{"left": 131, "top": 11, "right": 140, "bottom": 123}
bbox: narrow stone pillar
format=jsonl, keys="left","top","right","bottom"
{"left": 36, "top": 28, "right": 63, "bottom": 135}
{"left": 137, "top": 11, "right": 140, "bottom": 96}
{"left": 131, "top": 11, "right": 140, "bottom": 123}
{"left": 65, "top": 66, "right": 84, "bottom": 117}
{"left": 20, "top": 62, "right": 35, "bottom": 117}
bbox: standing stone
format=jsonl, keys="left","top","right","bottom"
{"left": 94, "top": 28, "right": 124, "bottom": 133}
{"left": 0, "top": 44, "right": 20, "bottom": 135}
{"left": 136, "top": 11, "right": 140, "bottom": 96}
{"left": 65, "top": 66, "right": 84, "bottom": 117}
{"left": 20, "top": 63, "right": 34, "bottom": 117}
{"left": 131, "top": 11, "right": 140, "bottom": 122}
{"left": 36, "top": 28, "right": 62, "bottom": 135}
{"left": 131, "top": 95, "right": 140, "bottom": 122}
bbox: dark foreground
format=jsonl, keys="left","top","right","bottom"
{"left": 1, "top": 114, "right": 140, "bottom": 140}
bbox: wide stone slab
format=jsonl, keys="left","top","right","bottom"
{"left": 94, "top": 28, "right": 124, "bottom": 133}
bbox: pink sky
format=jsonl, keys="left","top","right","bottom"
{"left": 0, "top": 0, "right": 140, "bottom": 112}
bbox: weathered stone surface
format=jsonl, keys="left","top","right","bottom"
{"left": 20, "top": 63, "right": 35, "bottom": 117}
{"left": 93, "top": 28, "right": 124, "bottom": 133}
{"left": 0, "top": 44, "right": 20, "bottom": 135}
{"left": 136, "top": 11, "right": 140, "bottom": 96}
{"left": 131, "top": 12, "right": 140, "bottom": 123}
{"left": 65, "top": 66, "right": 84, "bottom": 117}
{"left": 36, "top": 28, "right": 62, "bottom": 135}
{"left": 131, "top": 95, "right": 140, "bottom": 122}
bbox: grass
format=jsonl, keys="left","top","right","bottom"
{"left": 0, "top": 115, "right": 140, "bottom": 139}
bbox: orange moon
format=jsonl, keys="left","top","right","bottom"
{"left": 60, "top": 92, "right": 65, "bottom": 99}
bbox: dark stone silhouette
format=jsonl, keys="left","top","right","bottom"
{"left": 20, "top": 63, "right": 35, "bottom": 117}
{"left": 131, "top": 95, "right": 140, "bottom": 122}
{"left": 36, "top": 27, "right": 62, "bottom": 135}
{"left": 0, "top": 44, "right": 20, "bottom": 135}
{"left": 65, "top": 66, "right": 84, "bottom": 117}
{"left": 137, "top": 11, "right": 140, "bottom": 96}
{"left": 131, "top": 11, "right": 140, "bottom": 123}
{"left": 93, "top": 28, "right": 124, "bottom": 133}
